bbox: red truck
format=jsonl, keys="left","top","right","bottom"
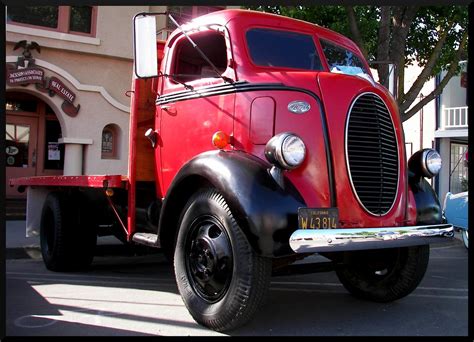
{"left": 11, "top": 9, "right": 454, "bottom": 332}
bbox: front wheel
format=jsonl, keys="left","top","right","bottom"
{"left": 174, "top": 189, "right": 272, "bottom": 332}
{"left": 335, "top": 245, "right": 429, "bottom": 302}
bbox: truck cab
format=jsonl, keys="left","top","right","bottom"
{"left": 11, "top": 9, "right": 454, "bottom": 332}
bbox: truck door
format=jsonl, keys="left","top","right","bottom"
{"left": 158, "top": 27, "right": 236, "bottom": 193}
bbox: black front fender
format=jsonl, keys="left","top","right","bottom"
{"left": 409, "top": 173, "right": 443, "bottom": 224}
{"left": 158, "top": 150, "right": 305, "bottom": 257}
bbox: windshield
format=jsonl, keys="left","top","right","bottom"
{"left": 320, "top": 39, "right": 369, "bottom": 76}
{"left": 246, "top": 28, "right": 323, "bottom": 71}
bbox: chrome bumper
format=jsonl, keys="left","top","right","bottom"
{"left": 289, "top": 223, "right": 454, "bottom": 253}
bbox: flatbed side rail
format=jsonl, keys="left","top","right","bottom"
{"left": 9, "top": 175, "right": 129, "bottom": 189}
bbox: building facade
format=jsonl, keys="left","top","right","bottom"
{"left": 5, "top": 5, "right": 231, "bottom": 198}
{"left": 434, "top": 61, "right": 468, "bottom": 201}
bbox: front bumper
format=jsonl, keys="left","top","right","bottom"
{"left": 289, "top": 223, "right": 454, "bottom": 253}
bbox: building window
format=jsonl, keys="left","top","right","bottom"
{"left": 5, "top": 124, "right": 30, "bottom": 168}
{"left": 101, "top": 124, "right": 119, "bottom": 159}
{"left": 449, "top": 142, "right": 468, "bottom": 194}
{"left": 7, "top": 6, "right": 97, "bottom": 36}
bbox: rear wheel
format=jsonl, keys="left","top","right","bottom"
{"left": 174, "top": 189, "right": 272, "bottom": 332}
{"left": 335, "top": 245, "right": 429, "bottom": 302}
{"left": 40, "top": 191, "right": 97, "bottom": 271}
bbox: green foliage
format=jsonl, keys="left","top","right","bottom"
{"left": 407, "top": 6, "right": 468, "bottom": 74}
{"left": 245, "top": 5, "right": 468, "bottom": 120}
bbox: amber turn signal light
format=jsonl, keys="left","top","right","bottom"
{"left": 212, "top": 131, "right": 230, "bottom": 149}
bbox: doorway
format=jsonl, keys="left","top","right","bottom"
{"left": 6, "top": 92, "right": 64, "bottom": 198}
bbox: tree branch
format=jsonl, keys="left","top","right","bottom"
{"left": 401, "top": 29, "right": 468, "bottom": 122}
{"left": 399, "top": 25, "right": 451, "bottom": 113}
{"left": 346, "top": 6, "right": 368, "bottom": 58}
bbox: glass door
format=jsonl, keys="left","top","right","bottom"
{"left": 6, "top": 115, "right": 38, "bottom": 198}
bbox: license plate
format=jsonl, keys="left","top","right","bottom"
{"left": 298, "top": 208, "right": 339, "bottom": 229}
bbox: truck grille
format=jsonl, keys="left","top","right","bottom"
{"left": 346, "top": 93, "right": 399, "bottom": 216}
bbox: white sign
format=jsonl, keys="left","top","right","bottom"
{"left": 48, "top": 142, "right": 60, "bottom": 161}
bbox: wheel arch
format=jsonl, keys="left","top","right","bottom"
{"left": 157, "top": 150, "right": 306, "bottom": 257}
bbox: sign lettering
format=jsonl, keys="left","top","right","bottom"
{"left": 48, "top": 77, "right": 76, "bottom": 103}
{"left": 7, "top": 68, "right": 44, "bottom": 86}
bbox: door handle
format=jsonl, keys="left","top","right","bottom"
{"left": 161, "top": 105, "right": 176, "bottom": 115}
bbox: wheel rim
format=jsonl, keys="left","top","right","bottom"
{"left": 185, "top": 215, "right": 233, "bottom": 303}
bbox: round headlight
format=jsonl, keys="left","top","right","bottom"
{"left": 424, "top": 149, "right": 442, "bottom": 176}
{"left": 408, "top": 148, "right": 443, "bottom": 179}
{"left": 265, "top": 133, "right": 306, "bottom": 170}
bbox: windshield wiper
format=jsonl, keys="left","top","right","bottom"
{"left": 159, "top": 72, "right": 194, "bottom": 91}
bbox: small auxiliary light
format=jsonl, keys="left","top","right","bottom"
{"left": 212, "top": 131, "right": 230, "bottom": 149}
{"left": 105, "top": 188, "right": 114, "bottom": 197}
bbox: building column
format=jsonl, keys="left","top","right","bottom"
{"left": 58, "top": 137, "right": 93, "bottom": 175}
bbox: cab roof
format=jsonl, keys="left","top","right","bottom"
{"left": 169, "top": 9, "right": 362, "bottom": 54}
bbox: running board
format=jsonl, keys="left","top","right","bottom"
{"left": 132, "top": 233, "right": 160, "bottom": 248}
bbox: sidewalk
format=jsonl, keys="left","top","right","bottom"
{"left": 5, "top": 220, "right": 145, "bottom": 260}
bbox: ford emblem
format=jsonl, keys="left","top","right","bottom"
{"left": 288, "top": 101, "right": 310, "bottom": 114}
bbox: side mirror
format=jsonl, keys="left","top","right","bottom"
{"left": 133, "top": 14, "right": 158, "bottom": 78}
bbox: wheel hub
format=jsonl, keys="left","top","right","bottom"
{"left": 186, "top": 218, "right": 233, "bottom": 302}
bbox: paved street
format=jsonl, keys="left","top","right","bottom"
{"left": 5, "top": 221, "right": 469, "bottom": 336}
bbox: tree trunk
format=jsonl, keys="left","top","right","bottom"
{"left": 376, "top": 6, "right": 391, "bottom": 88}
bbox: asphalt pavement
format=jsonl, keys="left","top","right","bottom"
{"left": 4, "top": 220, "right": 468, "bottom": 336}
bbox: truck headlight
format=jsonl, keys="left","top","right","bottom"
{"left": 424, "top": 149, "right": 442, "bottom": 176}
{"left": 265, "top": 133, "right": 306, "bottom": 170}
{"left": 408, "top": 148, "right": 442, "bottom": 178}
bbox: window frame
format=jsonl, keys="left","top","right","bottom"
{"left": 101, "top": 125, "right": 118, "bottom": 160}
{"left": 244, "top": 26, "right": 323, "bottom": 72}
{"left": 166, "top": 27, "right": 233, "bottom": 90}
{"left": 7, "top": 6, "right": 98, "bottom": 38}
{"left": 319, "top": 38, "right": 369, "bottom": 75}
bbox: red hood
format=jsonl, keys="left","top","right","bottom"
{"left": 316, "top": 72, "right": 410, "bottom": 227}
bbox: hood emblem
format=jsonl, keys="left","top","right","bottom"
{"left": 288, "top": 101, "right": 310, "bottom": 114}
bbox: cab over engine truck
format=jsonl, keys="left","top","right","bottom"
{"left": 11, "top": 10, "right": 454, "bottom": 332}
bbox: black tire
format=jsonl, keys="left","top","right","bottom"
{"left": 174, "top": 189, "right": 272, "bottom": 332}
{"left": 335, "top": 245, "right": 429, "bottom": 302}
{"left": 40, "top": 191, "right": 97, "bottom": 271}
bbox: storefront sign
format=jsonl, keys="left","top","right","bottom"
{"left": 6, "top": 60, "right": 81, "bottom": 117}
{"left": 7, "top": 67, "right": 45, "bottom": 86}
{"left": 6, "top": 146, "right": 19, "bottom": 155}
{"left": 48, "top": 142, "right": 61, "bottom": 161}
{"left": 48, "top": 77, "right": 76, "bottom": 103}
